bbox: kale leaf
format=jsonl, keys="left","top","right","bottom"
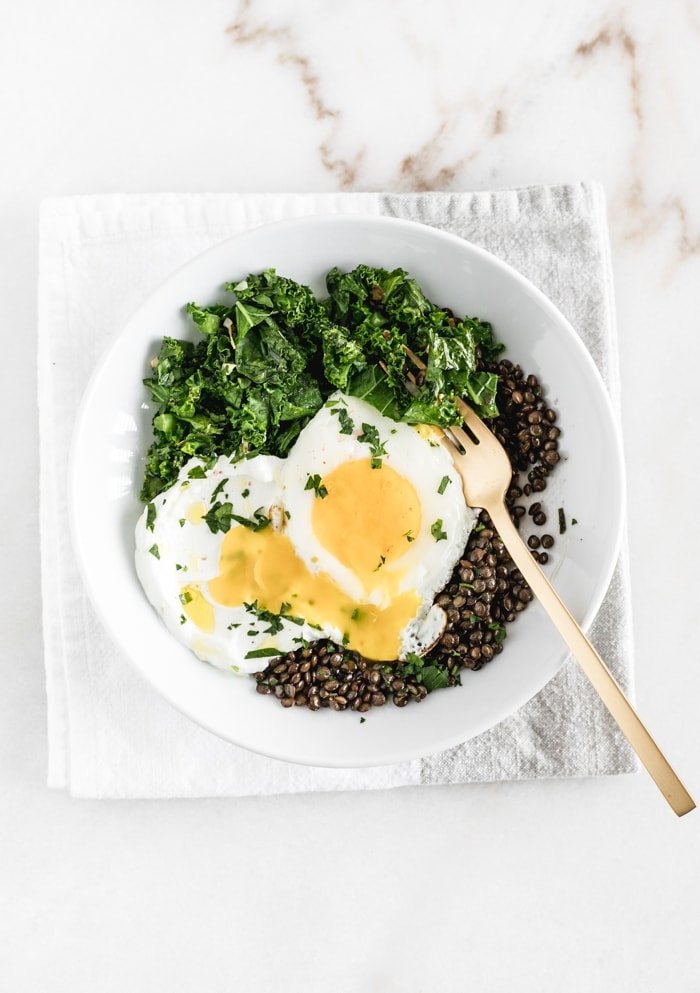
{"left": 141, "top": 265, "right": 505, "bottom": 502}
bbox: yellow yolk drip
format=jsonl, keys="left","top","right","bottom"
{"left": 414, "top": 423, "right": 442, "bottom": 444}
{"left": 186, "top": 501, "right": 206, "bottom": 525}
{"left": 207, "top": 460, "right": 422, "bottom": 660}
{"left": 180, "top": 583, "right": 215, "bottom": 632}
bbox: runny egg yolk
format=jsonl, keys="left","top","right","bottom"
{"left": 206, "top": 459, "right": 422, "bottom": 660}
{"left": 311, "top": 459, "right": 421, "bottom": 586}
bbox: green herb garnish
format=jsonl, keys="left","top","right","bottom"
{"left": 244, "top": 600, "right": 305, "bottom": 633}
{"left": 373, "top": 555, "right": 386, "bottom": 571}
{"left": 488, "top": 621, "right": 507, "bottom": 645}
{"left": 397, "top": 652, "right": 451, "bottom": 692}
{"left": 431, "top": 519, "right": 447, "bottom": 542}
{"left": 146, "top": 502, "right": 157, "bottom": 531}
{"left": 437, "top": 475, "right": 451, "bottom": 495}
{"left": 211, "top": 477, "right": 228, "bottom": 500}
{"left": 331, "top": 406, "right": 354, "bottom": 435}
{"left": 305, "top": 474, "right": 328, "bottom": 499}
{"left": 244, "top": 647, "right": 282, "bottom": 660}
{"left": 148, "top": 544, "right": 160, "bottom": 559}
{"left": 357, "top": 423, "right": 387, "bottom": 468}
{"left": 187, "top": 465, "right": 207, "bottom": 480}
{"left": 558, "top": 508, "right": 567, "bottom": 534}
{"left": 420, "top": 665, "right": 451, "bottom": 692}
{"left": 203, "top": 501, "right": 271, "bottom": 534}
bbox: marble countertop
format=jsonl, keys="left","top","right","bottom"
{"left": 2, "top": 1, "right": 699, "bottom": 990}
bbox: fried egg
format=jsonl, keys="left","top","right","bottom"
{"left": 135, "top": 393, "right": 476, "bottom": 675}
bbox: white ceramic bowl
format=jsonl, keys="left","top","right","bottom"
{"left": 69, "top": 215, "right": 624, "bottom": 767}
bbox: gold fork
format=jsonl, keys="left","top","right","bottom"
{"left": 406, "top": 348, "right": 695, "bottom": 816}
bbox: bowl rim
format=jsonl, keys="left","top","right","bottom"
{"left": 68, "top": 212, "right": 626, "bottom": 767}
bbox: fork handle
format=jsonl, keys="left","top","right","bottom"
{"left": 487, "top": 501, "right": 695, "bottom": 817}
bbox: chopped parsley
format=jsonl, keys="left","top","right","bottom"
{"left": 227, "top": 622, "right": 241, "bottom": 630}
{"left": 279, "top": 602, "right": 305, "bottom": 625}
{"left": 180, "top": 615, "right": 187, "bottom": 625}
{"left": 148, "top": 543, "right": 160, "bottom": 559}
{"left": 187, "top": 465, "right": 207, "bottom": 479}
{"left": 179, "top": 591, "right": 192, "bottom": 605}
{"left": 331, "top": 406, "right": 355, "bottom": 435}
{"left": 211, "top": 477, "right": 228, "bottom": 500}
{"left": 397, "top": 652, "right": 451, "bottom": 692}
{"left": 146, "top": 502, "right": 157, "bottom": 531}
{"left": 175, "top": 563, "right": 187, "bottom": 572}
{"left": 203, "top": 501, "right": 233, "bottom": 533}
{"left": 437, "top": 475, "right": 451, "bottom": 495}
{"left": 178, "top": 518, "right": 186, "bottom": 528}
{"left": 403, "top": 529, "right": 415, "bottom": 543}
{"left": 351, "top": 607, "right": 361, "bottom": 621}
{"left": 373, "top": 555, "right": 386, "bottom": 571}
{"left": 357, "top": 423, "right": 387, "bottom": 468}
{"left": 488, "top": 621, "right": 507, "bottom": 645}
{"left": 420, "top": 666, "right": 451, "bottom": 692}
{"left": 431, "top": 519, "right": 447, "bottom": 542}
{"left": 305, "top": 474, "right": 328, "bottom": 498}
{"left": 203, "top": 501, "right": 271, "bottom": 534}
{"left": 238, "top": 508, "right": 272, "bottom": 531}
{"left": 244, "top": 647, "right": 282, "bottom": 660}
{"left": 241, "top": 487, "right": 250, "bottom": 498}
{"left": 244, "top": 600, "right": 305, "bottom": 634}
{"left": 558, "top": 508, "right": 567, "bottom": 534}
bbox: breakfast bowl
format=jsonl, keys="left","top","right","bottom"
{"left": 69, "top": 214, "right": 624, "bottom": 767}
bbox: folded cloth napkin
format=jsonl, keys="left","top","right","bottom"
{"left": 38, "top": 185, "right": 636, "bottom": 798}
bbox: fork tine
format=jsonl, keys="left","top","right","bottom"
{"left": 453, "top": 396, "right": 493, "bottom": 444}
{"left": 445, "top": 422, "right": 477, "bottom": 451}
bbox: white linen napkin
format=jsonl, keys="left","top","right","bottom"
{"left": 38, "top": 185, "right": 636, "bottom": 798}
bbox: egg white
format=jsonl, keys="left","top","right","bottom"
{"left": 281, "top": 393, "right": 477, "bottom": 652}
{"left": 135, "top": 454, "right": 334, "bottom": 674}
{"left": 135, "top": 394, "right": 477, "bottom": 674}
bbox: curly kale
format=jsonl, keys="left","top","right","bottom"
{"left": 140, "top": 265, "right": 504, "bottom": 501}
